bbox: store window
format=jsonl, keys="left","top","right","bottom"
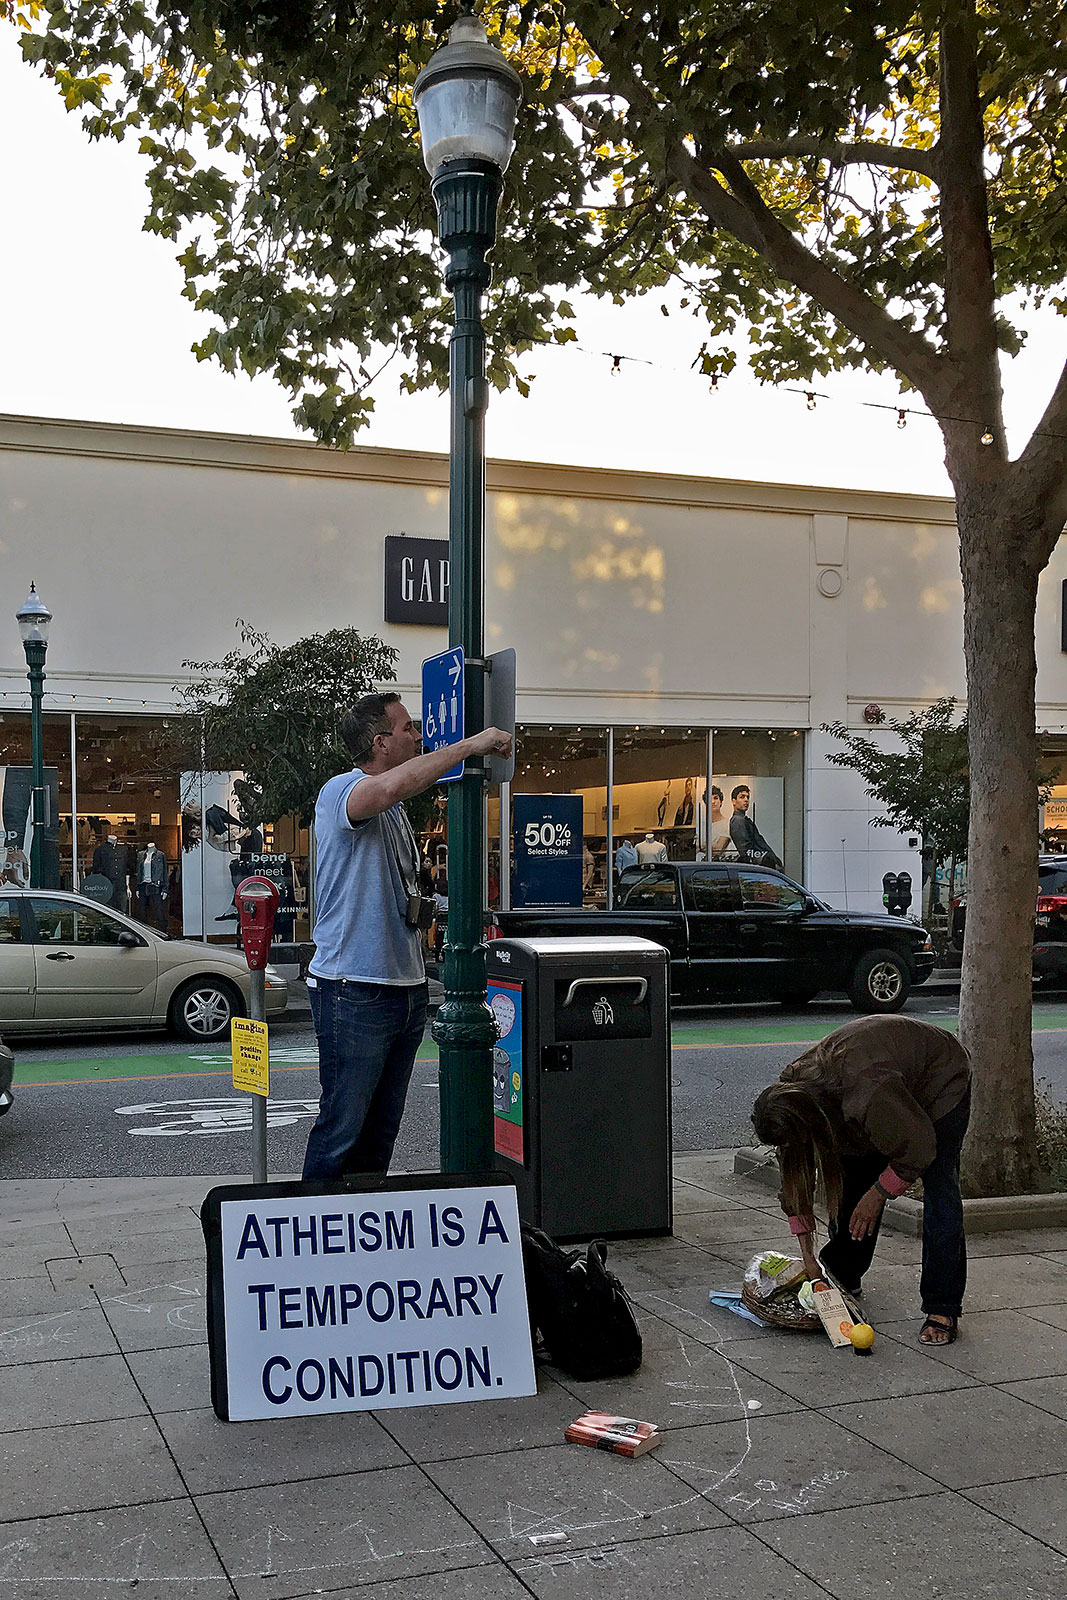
{"left": 710, "top": 729, "right": 805, "bottom": 883}
{"left": 511, "top": 727, "right": 609, "bottom": 905}
{"left": 74, "top": 714, "right": 182, "bottom": 927}
{"left": 1040, "top": 738, "right": 1067, "bottom": 855}
{"left": 0, "top": 712, "right": 73, "bottom": 890}
{"left": 612, "top": 727, "right": 709, "bottom": 870}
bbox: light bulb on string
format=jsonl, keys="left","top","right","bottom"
{"left": 981, "top": 430, "right": 994, "bottom": 446}
{"left": 897, "top": 410, "right": 907, "bottom": 429}
{"left": 610, "top": 355, "right": 621, "bottom": 375}
{"left": 806, "top": 393, "right": 816, "bottom": 411}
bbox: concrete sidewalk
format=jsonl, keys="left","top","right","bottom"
{"left": 4, "top": 1153, "right": 1067, "bottom": 1598}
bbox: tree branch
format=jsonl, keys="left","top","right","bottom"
{"left": 667, "top": 139, "right": 947, "bottom": 400}
{"left": 580, "top": 49, "right": 949, "bottom": 404}
{"left": 731, "top": 137, "right": 938, "bottom": 181}
{"left": 1011, "top": 356, "right": 1067, "bottom": 553}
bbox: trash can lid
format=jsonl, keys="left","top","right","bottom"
{"left": 494, "top": 935, "right": 667, "bottom": 956}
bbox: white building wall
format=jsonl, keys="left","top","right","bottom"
{"left": 2, "top": 412, "right": 1066, "bottom": 917}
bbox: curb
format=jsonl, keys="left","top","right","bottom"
{"left": 733, "top": 1146, "right": 1067, "bottom": 1235}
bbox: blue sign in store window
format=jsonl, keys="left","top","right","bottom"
{"left": 511, "top": 793, "right": 584, "bottom": 908}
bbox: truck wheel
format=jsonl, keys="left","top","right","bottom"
{"left": 849, "top": 949, "right": 910, "bottom": 1014}
{"left": 170, "top": 977, "right": 242, "bottom": 1042}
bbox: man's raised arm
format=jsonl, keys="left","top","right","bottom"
{"left": 346, "top": 728, "right": 513, "bottom": 823}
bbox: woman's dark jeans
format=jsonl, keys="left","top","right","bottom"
{"left": 302, "top": 978, "right": 428, "bottom": 1183}
{"left": 820, "top": 1090, "right": 971, "bottom": 1318}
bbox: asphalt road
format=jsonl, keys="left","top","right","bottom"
{"left": 4, "top": 989, "right": 1067, "bottom": 1180}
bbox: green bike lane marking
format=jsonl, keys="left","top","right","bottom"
{"left": 16, "top": 1008, "right": 1067, "bottom": 1088}
{"left": 13, "top": 1043, "right": 436, "bottom": 1088}
{"left": 671, "top": 1008, "right": 1067, "bottom": 1047}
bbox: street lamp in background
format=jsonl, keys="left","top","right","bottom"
{"left": 15, "top": 582, "right": 52, "bottom": 888}
{"left": 414, "top": 5, "right": 521, "bottom": 1172}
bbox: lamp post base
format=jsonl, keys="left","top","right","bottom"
{"left": 433, "top": 993, "right": 497, "bottom": 1172}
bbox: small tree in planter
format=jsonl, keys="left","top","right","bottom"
{"left": 823, "top": 699, "right": 970, "bottom": 936}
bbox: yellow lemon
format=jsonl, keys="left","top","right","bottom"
{"left": 849, "top": 1322, "right": 876, "bottom": 1351}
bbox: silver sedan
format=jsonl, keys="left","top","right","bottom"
{"left": 0, "top": 889, "right": 287, "bottom": 1042}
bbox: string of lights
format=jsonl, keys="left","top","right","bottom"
{"left": 0, "top": 691, "right": 183, "bottom": 710}
{"left": 507, "top": 331, "right": 1039, "bottom": 447}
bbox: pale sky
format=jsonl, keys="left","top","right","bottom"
{"left": 1, "top": 27, "right": 1063, "bottom": 497}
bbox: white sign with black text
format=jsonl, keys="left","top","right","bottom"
{"left": 202, "top": 1178, "right": 535, "bottom": 1422}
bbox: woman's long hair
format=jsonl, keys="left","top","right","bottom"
{"left": 751, "top": 1081, "right": 844, "bottom": 1221}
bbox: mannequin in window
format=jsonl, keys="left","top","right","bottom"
{"left": 92, "top": 833, "right": 129, "bottom": 912}
{"left": 615, "top": 836, "right": 639, "bottom": 874}
{"left": 636, "top": 831, "right": 668, "bottom": 865}
{"left": 136, "top": 841, "right": 168, "bottom": 929}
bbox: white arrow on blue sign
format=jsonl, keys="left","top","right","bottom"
{"left": 421, "top": 646, "right": 465, "bottom": 782}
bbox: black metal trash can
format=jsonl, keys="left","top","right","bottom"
{"left": 486, "top": 935, "right": 672, "bottom": 1240}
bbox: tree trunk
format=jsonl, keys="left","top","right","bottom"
{"left": 955, "top": 479, "right": 1042, "bottom": 1195}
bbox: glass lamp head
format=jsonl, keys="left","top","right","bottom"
{"left": 15, "top": 582, "right": 52, "bottom": 648}
{"left": 414, "top": 11, "right": 522, "bottom": 177}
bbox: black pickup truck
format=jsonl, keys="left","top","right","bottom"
{"left": 494, "top": 861, "right": 934, "bottom": 1013}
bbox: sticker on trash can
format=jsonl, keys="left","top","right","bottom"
{"left": 489, "top": 978, "right": 524, "bottom": 1163}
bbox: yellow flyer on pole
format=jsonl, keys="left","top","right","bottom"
{"left": 231, "top": 1017, "right": 269, "bottom": 1097}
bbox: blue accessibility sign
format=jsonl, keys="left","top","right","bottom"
{"left": 421, "top": 646, "right": 465, "bottom": 782}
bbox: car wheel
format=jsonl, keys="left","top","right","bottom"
{"left": 849, "top": 949, "right": 910, "bottom": 1014}
{"left": 170, "top": 977, "right": 241, "bottom": 1042}
{"left": 777, "top": 989, "right": 819, "bottom": 1009}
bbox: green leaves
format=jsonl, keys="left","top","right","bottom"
{"left": 11, "top": 1, "right": 1067, "bottom": 449}
{"left": 176, "top": 622, "right": 400, "bottom": 825}
{"left": 823, "top": 699, "right": 971, "bottom": 864}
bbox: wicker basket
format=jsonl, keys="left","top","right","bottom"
{"left": 740, "top": 1252, "right": 822, "bottom": 1332}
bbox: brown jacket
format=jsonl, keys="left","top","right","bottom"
{"left": 780, "top": 1015, "right": 971, "bottom": 1189}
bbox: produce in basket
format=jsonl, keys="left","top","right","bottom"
{"left": 740, "top": 1251, "right": 822, "bottom": 1332}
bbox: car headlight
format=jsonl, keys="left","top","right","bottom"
{"left": 264, "top": 966, "right": 285, "bottom": 987}
{"left": 921, "top": 936, "right": 933, "bottom": 951}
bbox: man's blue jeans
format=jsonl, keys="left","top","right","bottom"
{"left": 302, "top": 978, "right": 428, "bottom": 1182}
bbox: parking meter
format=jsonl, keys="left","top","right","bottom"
{"left": 882, "top": 871, "right": 912, "bottom": 916}
{"left": 236, "top": 876, "right": 279, "bottom": 971}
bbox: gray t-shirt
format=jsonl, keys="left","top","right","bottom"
{"left": 308, "top": 768, "right": 425, "bottom": 985}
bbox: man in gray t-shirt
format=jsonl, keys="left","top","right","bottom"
{"left": 302, "top": 692, "right": 512, "bottom": 1182}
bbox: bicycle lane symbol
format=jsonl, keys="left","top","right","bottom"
{"left": 114, "top": 1098, "right": 321, "bottom": 1136}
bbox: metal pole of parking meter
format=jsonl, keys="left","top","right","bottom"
{"left": 249, "top": 966, "right": 267, "bottom": 1183}
{"left": 235, "top": 876, "right": 279, "bottom": 1185}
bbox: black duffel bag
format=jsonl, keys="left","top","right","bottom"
{"left": 520, "top": 1223, "right": 643, "bottom": 1380}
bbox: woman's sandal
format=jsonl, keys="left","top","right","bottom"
{"left": 919, "top": 1314, "right": 959, "bottom": 1345}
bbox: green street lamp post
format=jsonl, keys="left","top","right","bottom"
{"left": 415, "top": 6, "right": 521, "bottom": 1172}
{"left": 15, "top": 582, "right": 52, "bottom": 889}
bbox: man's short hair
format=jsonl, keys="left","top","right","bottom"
{"left": 341, "top": 692, "right": 401, "bottom": 765}
{"left": 732, "top": 784, "right": 750, "bottom": 801}
{"left": 711, "top": 785, "right": 723, "bottom": 803}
